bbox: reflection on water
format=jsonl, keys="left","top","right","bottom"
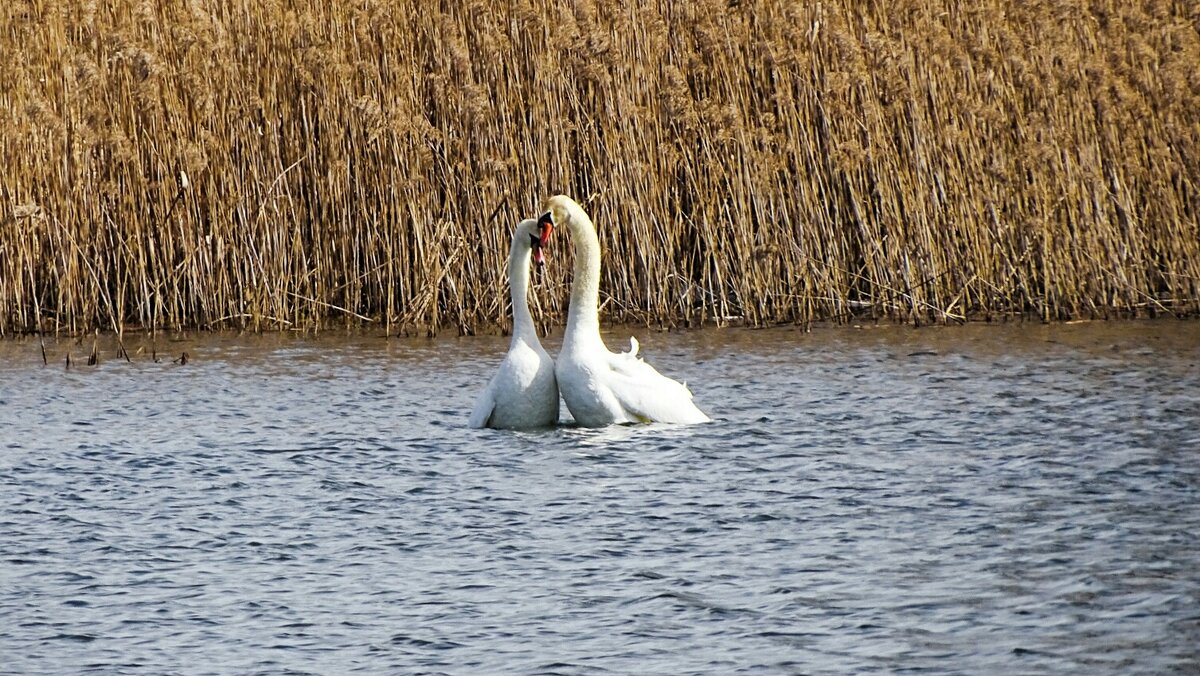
{"left": 1, "top": 321, "right": 1198, "bottom": 673}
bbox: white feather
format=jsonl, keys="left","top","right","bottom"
{"left": 542, "top": 195, "right": 710, "bottom": 427}
{"left": 468, "top": 219, "right": 558, "bottom": 429}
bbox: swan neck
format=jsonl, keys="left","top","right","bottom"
{"left": 564, "top": 208, "right": 602, "bottom": 346}
{"left": 508, "top": 238, "right": 539, "bottom": 345}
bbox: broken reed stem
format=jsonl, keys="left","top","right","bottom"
{"left": 1, "top": 0, "right": 1198, "bottom": 337}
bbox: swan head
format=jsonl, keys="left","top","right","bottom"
{"left": 517, "top": 218, "right": 548, "bottom": 268}
{"left": 537, "top": 194, "right": 581, "bottom": 239}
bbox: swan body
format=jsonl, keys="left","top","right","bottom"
{"left": 539, "top": 195, "right": 710, "bottom": 427}
{"left": 468, "top": 218, "right": 559, "bottom": 429}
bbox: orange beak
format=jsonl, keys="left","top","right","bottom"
{"left": 536, "top": 213, "right": 554, "bottom": 248}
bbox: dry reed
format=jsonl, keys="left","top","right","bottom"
{"left": 2, "top": 0, "right": 1198, "bottom": 336}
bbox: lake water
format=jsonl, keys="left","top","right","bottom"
{"left": 1, "top": 321, "right": 1198, "bottom": 674}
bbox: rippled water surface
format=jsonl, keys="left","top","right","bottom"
{"left": 1, "top": 321, "right": 1198, "bottom": 674}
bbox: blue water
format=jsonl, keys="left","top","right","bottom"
{"left": 1, "top": 322, "right": 1198, "bottom": 673}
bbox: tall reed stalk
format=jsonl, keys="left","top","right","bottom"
{"left": 2, "top": 0, "right": 1198, "bottom": 335}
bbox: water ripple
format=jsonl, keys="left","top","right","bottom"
{"left": 0, "top": 323, "right": 1198, "bottom": 673}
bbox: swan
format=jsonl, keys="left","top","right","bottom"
{"left": 537, "top": 195, "right": 710, "bottom": 427}
{"left": 468, "top": 218, "right": 559, "bottom": 429}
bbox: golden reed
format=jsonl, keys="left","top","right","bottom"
{"left": 2, "top": 0, "right": 1198, "bottom": 335}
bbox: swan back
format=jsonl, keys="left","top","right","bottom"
{"left": 556, "top": 335, "right": 710, "bottom": 426}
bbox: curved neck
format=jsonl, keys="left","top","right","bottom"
{"left": 508, "top": 237, "right": 539, "bottom": 345}
{"left": 564, "top": 204, "right": 602, "bottom": 347}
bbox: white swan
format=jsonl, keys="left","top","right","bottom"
{"left": 537, "top": 195, "right": 710, "bottom": 427}
{"left": 468, "top": 218, "right": 559, "bottom": 429}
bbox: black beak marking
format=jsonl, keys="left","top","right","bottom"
{"left": 530, "top": 233, "right": 544, "bottom": 268}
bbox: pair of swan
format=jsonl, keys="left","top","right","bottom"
{"left": 469, "top": 195, "right": 710, "bottom": 429}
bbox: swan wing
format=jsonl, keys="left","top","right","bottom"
{"left": 601, "top": 338, "right": 710, "bottom": 424}
{"left": 468, "top": 375, "right": 498, "bottom": 428}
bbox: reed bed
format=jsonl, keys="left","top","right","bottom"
{"left": 2, "top": 0, "right": 1198, "bottom": 335}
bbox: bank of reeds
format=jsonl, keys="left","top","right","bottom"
{"left": 3, "top": 0, "right": 1198, "bottom": 335}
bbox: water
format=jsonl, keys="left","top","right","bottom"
{"left": 1, "top": 321, "right": 1198, "bottom": 674}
